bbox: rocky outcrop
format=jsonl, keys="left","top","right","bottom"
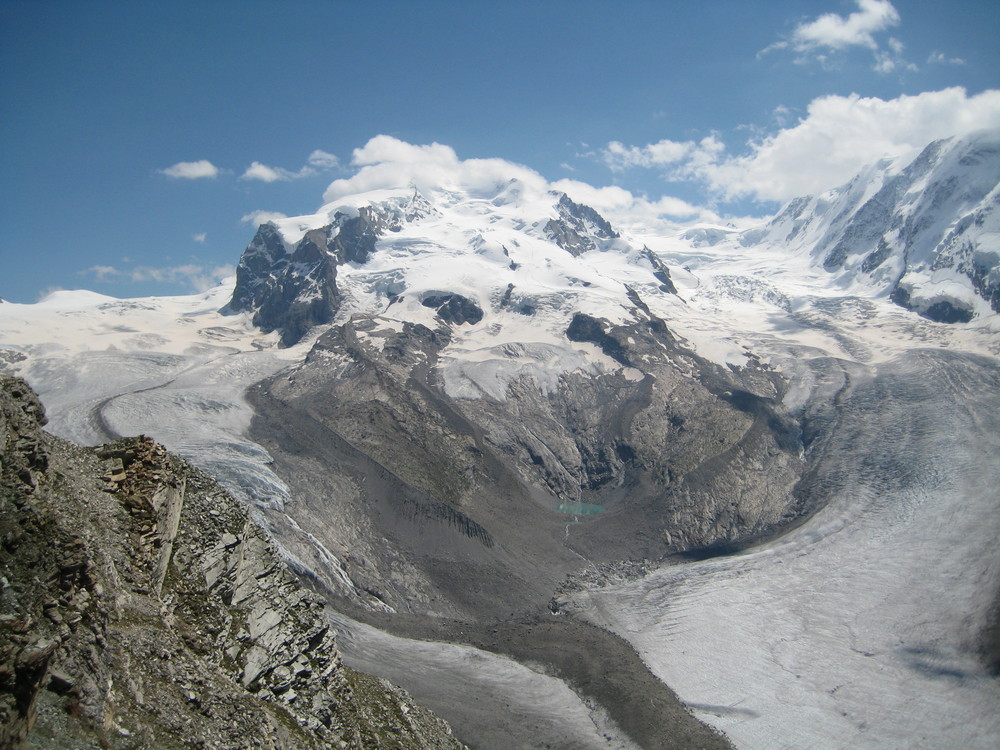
{"left": 545, "top": 193, "right": 620, "bottom": 256}
{"left": 641, "top": 247, "right": 679, "bottom": 295}
{"left": 0, "top": 376, "right": 465, "bottom": 749}
{"left": 225, "top": 222, "right": 341, "bottom": 347}
{"left": 245, "top": 291, "right": 804, "bottom": 622}
{"left": 226, "top": 192, "right": 436, "bottom": 346}
{"left": 420, "top": 293, "right": 484, "bottom": 326}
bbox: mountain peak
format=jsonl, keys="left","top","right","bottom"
{"left": 741, "top": 127, "right": 1000, "bottom": 323}
{"left": 226, "top": 187, "right": 677, "bottom": 346}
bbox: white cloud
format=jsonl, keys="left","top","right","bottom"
{"left": 322, "top": 135, "right": 549, "bottom": 203}
{"left": 601, "top": 88, "right": 1000, "bottom": 204}
{"left": 87, "top": 265, "right": 120, "bottom": 282}
{"left": 318, "top": 135, "right": 716, "bottom": 234}
{"left": 550, "top": 179, "right": 719, "bottom": 224}
{"left": 790, "top": 0, "right": 900, "bottom": 52}
{"left": 872, "top": 36, "right": 917, "bottom": 74}
{"left": 241, "top": 161, "right": 298, "bottom": 182}
{"left": 604, "top": 139, "right": 695, "bottom": 170}
{"left": 158, "top": 160, "right": 219, "bottom": 179}
{"left": 187, "top": 264, "right": 236, "bottom": 292}
{"left": 762, "top": 1, "right": 912, "bottom": 73}
{"left": 192, "top": 233, "right": 207, "bottom": 243}
{"left": 242, "top": 150, "right": 340, "bottom": 182}
{"left": 241, "top": 210, "right": 288, "bottom": 227}
{"left": 928, "top": 51, "right": 965, "bottom": 66}
{"left": 603, "top": 136, "right": 724, "bottom": 175}
{"left": 308, "top": 150, "right": 340, "bottom": 169}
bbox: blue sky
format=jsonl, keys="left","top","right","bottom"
{"left": 2, "top": 0, "right": 998, "bottom": 303}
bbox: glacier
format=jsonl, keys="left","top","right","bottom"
{"left": 569, "top": 349, "right": 1000, "bottom": 748}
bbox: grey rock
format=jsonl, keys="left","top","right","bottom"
{"left": 544, "top": 192, "right": 620, "bottom": 256}
{"left": 0, "top": 376, "right": 466, "bottom": 750}
{"left": 246, "top": 293, "right": 804, "bottom": 622}
{"left": 225, "top": 191, "right": 436, "bottom": 346}
{"left": 225, "top": 223, "right": 341, "bottom": 347}
{"left": 420, "top": 293, "right": 484, "bottom": 326}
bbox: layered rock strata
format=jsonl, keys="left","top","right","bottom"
{"left": 0, "top": 376, "right": 464, "bottom": 750}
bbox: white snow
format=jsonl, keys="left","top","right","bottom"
{"left": 0, "top": 280, "right": 310, "bottom": 508}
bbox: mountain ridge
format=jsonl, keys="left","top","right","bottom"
{"left": 739, "top": 128, "right": 1000, "bottom": 323}
{"left": 0, "top": 375, "right": 467, "bottom": 749}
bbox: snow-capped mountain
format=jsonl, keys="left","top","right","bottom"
{"left": 1, "top": 133, "right": 999, "bottom": 750}
{"left": 222, "top": 182, "right": 804, "bottom": 611}
{"left": 227, "top": 184, "right": 679, "bottom": 348}
{"left": 741, "top": 128, "right": 1000, "bottom": 322}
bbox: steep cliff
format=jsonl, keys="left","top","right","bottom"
{"left": 0, "top": 376, "right": 464, "bottom": 750}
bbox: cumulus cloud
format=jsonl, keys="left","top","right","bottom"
{"left": 762, "top": 0, "right": 912, "bottom": 73}
{"left": 82, "top": 263, "right": 235, "bottom": 292}
{"left": 550, "top": 179, "right": 720, "bottom": 225}
{"left": 192, "top": 233, "right": 207, "bottom": 243}
{"left": 604, "top": 136, "right": 724, "bottom": 172}
{"left": 87, "top": 265, "right": 120, "bottom": 283}
{"left": 601, "top": 88, "right": 1000, "bottom": 204}
{"left": 318, "top": 134, "right": 721, "bottom": 235}
{"left": 872, "top": 36, "right": 917, "bottom": 74}
{"left": 241, "top": 210, "right": 288, "bottom": 227}
{"left": 158, "top": 160, "right": 220, "bottom": 179}
{"left": 322, "top": 135, "right": 549, "bottom": 203}
{"left": 241, "top": 161, "right": 302, "bottom": 182}
{"left": 791, "top": 0, "right": 899, "bottom": 52}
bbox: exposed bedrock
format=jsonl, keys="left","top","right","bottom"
{"left": 0, "top": 376, "right": 465, "bottom": 750}
{"left": 247, "top": 300, "right": 806, "bottom": 621}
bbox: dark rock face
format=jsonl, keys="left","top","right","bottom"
{"left": 819, "top": 143, "right": 945, "bottom": 271}
{"left": 861, "top": 237, "right": 894, "bottom": 274}
{"left": 225, "top": 223, "right": 340, "bottom": 347}
{"left": 545, "top": 193, "right": 620, "bottom": 256}
{"left": 226, "top": 194, "right": 437, "bottom": 346}
{"left": 934, "top": 207, "right": 1000, "bottom": 314}
{"left": 420, "top": 294, "right": 484, "bottom": 326}
{"left": 890, "top": 285, "right": 975, "bottom": 323}
{"left": 565, "top": 312, "right": 631, "bottom": 366}
{"left": 330, "top": 206, "right": 402, "bottom": 265}
{"left": 0, "top": 377, "right": 465, "bottom": 750}
{"left": 642, "top": 247, "right": 679, "bottom": 294}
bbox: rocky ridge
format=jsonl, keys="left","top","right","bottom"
{"left": 0, "top": 376, "right": 464, "bottom": 750}
{"left": 225, "top": 192, "right": 434, "bottom": 346}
